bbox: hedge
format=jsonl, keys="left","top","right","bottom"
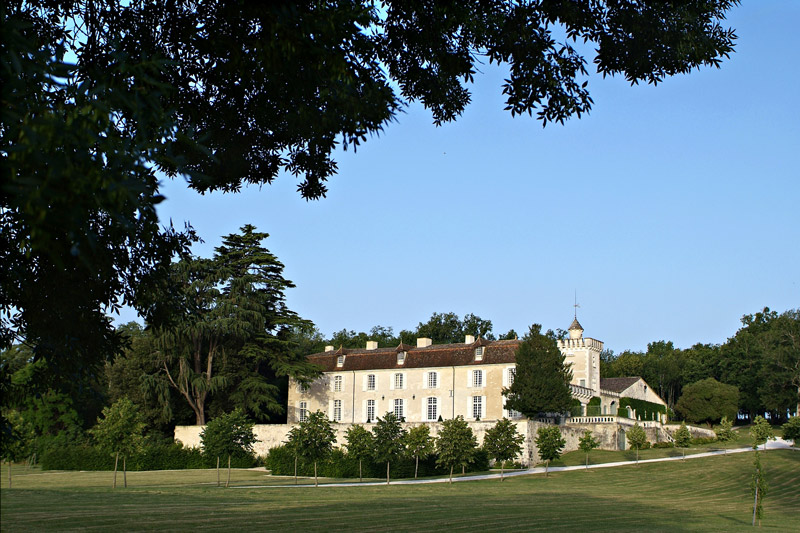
{"left": 40, "top": 442, "right": 257, "bottom": 471}
{"left": 265, "top": 445, "right": 489, "bottom": 479}
{"left": 619, "top": 398, "right": 666, "bottom": 422}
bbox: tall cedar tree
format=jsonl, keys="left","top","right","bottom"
{"left": 504, "top": 325, "right": 573, "bottom": 417}
{"left": 372, "top": 412, "right": 406, "bottom": 485}
{"left": 436, "top": 416, "right": 478, "bottom": 484}
{"left": 145, "top": 225, "right": 319, "bottom": 424}
{"left": 482, "top": 418, "right": 524, "bottom": 481}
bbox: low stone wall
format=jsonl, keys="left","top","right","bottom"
{"left": 175, "top": 417, "right": 671, "bottom": 467}
{"left": 664, "top": 424, "right": 716, "bottom": 439}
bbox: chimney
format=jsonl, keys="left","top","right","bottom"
{"left": 366, "top": 340, "right": 378, "bottom": 350}
{"left": 324, "top": 345, "right": 334, "bottom": 352}
{"left": 464, "top": 335, "right": 475, "bottom": 344}
{"left": 416, "top": 337, "right": 432, "bottom": 348}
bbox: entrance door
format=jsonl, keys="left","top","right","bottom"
{"left": 618, "top": 429, "right": 626, "bottom": 450}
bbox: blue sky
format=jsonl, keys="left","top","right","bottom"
{"left": 118, "top": 1, "right": 799, "bottom": 353}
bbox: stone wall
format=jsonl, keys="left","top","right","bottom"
{"left": 176, "top": 416, "right": 671, "bottom": 467}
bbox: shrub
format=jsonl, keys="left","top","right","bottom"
{"left": 690, "top": 436, "right": 717, "bottom": 446}
{"left": 651, "top": 441, "right": 674, "bottom": 449}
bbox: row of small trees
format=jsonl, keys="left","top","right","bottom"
{"left": 286, "top": 412, "right": 534, "bottom": 486}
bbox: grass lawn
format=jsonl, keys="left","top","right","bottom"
{"left": 2, "top": 449, "right": 798, "bottom": 531}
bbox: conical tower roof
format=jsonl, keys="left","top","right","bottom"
{"left": 569, "top": 317, "right": 583, "bottom": 331}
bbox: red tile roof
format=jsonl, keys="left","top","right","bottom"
{"left": 308, "top": 339, "right": 521, "bottom": 372}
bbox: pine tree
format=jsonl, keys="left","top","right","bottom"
{"left": 503, "top": 325, "right": 572, "bottom": 417}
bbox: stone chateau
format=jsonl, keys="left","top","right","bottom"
{"left": 177, "top": 317, "right": 675, "bottom": 463}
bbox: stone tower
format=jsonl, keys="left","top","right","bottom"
{"left": 557, "top": 316, "right": 604, "bottom": 398}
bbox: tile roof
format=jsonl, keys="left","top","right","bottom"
{"left": 307, "top": 339, "right": 521, "bottom": 372}
{"left": 600, "top": 377, "right": 641, "bottom": 392}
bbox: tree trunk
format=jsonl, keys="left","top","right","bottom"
{"left": 500, "top": 462, "right": 504, "bottom": 481}
{"left": 217, "top": 456, "right": 220, "bottom": 487}
{"left": 359, "top": 459, "right": 362, "bottom": 483}
{"left": 636, "top": 448, "right": 639, "bottom": 465}
{"left": 294, "top": 456, "right": 298, "bottom": 485}
{"left": 314, "top": 461, "right": 318, "bottom": 487}
{"left": 7, "top": 461, "right": 11, "bottom": 488}
{"left": 123, "top": 456, "right": 127, "bottom": 488}
{"left": 386, "top": 461, "right": 390, "bottom": 485}
{"left": 226, "top": 455, "right": 231, "bottom": 488}
{"left": 462, "top": 464, "right": 465, "bottom": 475}
{"left": 752, "top": 481, "right": 758, "bottom": 527}
{"left": 545, "top": 459, "right": 549, "bottom": 477}
{"left": 585, "top": 453, "right": 589, "bottom": 469}
{"left": 449, "top": 465, "right": 453, "bottom": 484}
{"left": 414, "top": 455, "right": 419, "bottom": 480}
{"left": 113, "top": 452, "right": 119, "bottom": 489}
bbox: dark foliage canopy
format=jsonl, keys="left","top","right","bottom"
{"left": 503, "top": 324, "right": 573, "bottom": 417}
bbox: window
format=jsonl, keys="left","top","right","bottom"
{"left": 366, "top": 399, "right": 376, "bottom": 422}
{"left": 367, "top": 374, "right": 376, "bottom": 391}
{"left": 427, "top": 397, "right": 438, "bottom": 421}
{"left": 472, "top": 369, "right": 483, "bottom": 388}
{"left": 394, "top": 373, "right": 404, "bottom": 390}
{"left": 297, "top": 382, "right": 309, "bottom": 394}
{"left": 579, "top": 379, "right": 586, "bottom": 387}
{"left": 474, "top": 346, "right": 484, "bottom": 360}
{"left": 394, "top": 398, "right": 404, "bottom": 420}
{"left": 508, "top": 368, "right": 516, "bottom": 386}
{"left": 334, "top": 375, "right": 343, "bottom": 392}
{"left": 336, "top": 355, "right": 344, "bottom": 367}
{"left": 427, "top": 372, "right": 438, "bottom": 389}
{"left": 472, "top": 396, "right": 483, "bottom": 419}
{"left": 397, "top": 351, "right": 406, "bottom": 365}
{"left": 333, "top": 399, "right": 342, "bottom": 422}
{"left": 299, "top": 401, "right": 308, "bottom": 422}
{"left": 505, "top": 401, "right": 520, "bottom": 419}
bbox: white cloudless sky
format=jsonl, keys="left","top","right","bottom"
{"left": 117, "top": 1, "right": 799, "bottom": 353}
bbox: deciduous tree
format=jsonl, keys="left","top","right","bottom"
{"left": 294, "top": 411, "right": 336, "bottom": 487}
{"left": 200, "top": 409, "right": 256, "bottom": 488}
{"left": 675, "top": 378, "right": 739, "bottom": 426}
{"left": 715, "top": 417, "right": 735, "bottom": 454}
{"left": 578, "top": 430, "right": 600, "bottom": 469}
{"left": 404, "top": 425, "right": 435, "bottom": 480}
{"left": 673, "top": 422, "right": 692, "bottom": 459}
{"left": 90, "top": 398, "right": 146, "bottom": 489}
{"left": 535, "top": 426, "right": 566, "bottom": 477}
{"left": 782, "top": 417, "right": 800, "bottom": 448}
{"left": 626, "top": 424, "right": 648, "bottom": 465}
{"left": 345, "top": 425, "right": 374, "bottom": 483}
{"left": 436, "top": 416, "right": 478, "bottom": 484}
{"left": 372, "top": 412, "right": 406, "bottom": 485}
{"left": 483, "top": 418, "right": 524, "bottom": 481}
{"left": 749, "top": 416, "right": 774, "bottom": 451}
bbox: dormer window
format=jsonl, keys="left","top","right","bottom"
{"left": 397, "top": 351, "right": 406, "bottom": 365}
{"left": 474, "top": 347, "right": 484, "bottom": 361}
{"left": 336, "top": 355, "right": 345, "bottom": 367}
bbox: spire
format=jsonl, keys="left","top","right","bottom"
{"left": 569, "top": 292, "right": 584, "bottom": 339}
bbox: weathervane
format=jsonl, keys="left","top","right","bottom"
{"left": 573, "top": 290, "right": 580, "bottom": 319}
